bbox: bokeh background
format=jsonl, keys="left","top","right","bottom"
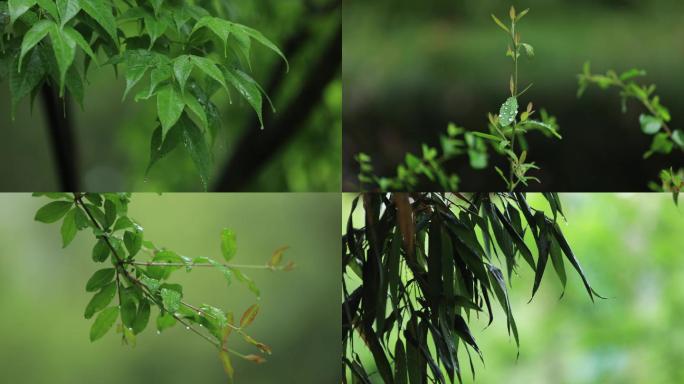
{"left": 343, "top": 0, "right": 684, "bottom": 191}
{"left": 343, "top": 193, "right": 684, "bottom": 383}
{"left": 0, "top": 0, "right": 341, "bottom": 192}
{"left": 0, "top": 193, "right": 341, "bottom": 383}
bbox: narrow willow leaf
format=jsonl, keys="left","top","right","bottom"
{"left": 551, "top": 223, "right": 598, "bottom": 301}
{"left": 363, "top": 324, "right": 394, "bottom": 384}
{"left": 18, "top": 19, "right": 53, "bottom": 69}
{"left": 239, "top": 304, "right": 259, "bottom": 328}
{"left": 230, "top": 268, "right": 260, "bottom": 298}
{"left": 160, "top": 287, "right": 181, "bottom": 313}
{"left": 498, "top": 96, "right": 518, "bottom": 127}
{"left": 35, "top": 201, "right": 73, "bottom": 223}
{"left": 395, "top": 339, "right": 408, "bottom": 384}
{"left": 220, "top": 228, "right": 237, "bottom": 261}
{"left": 157, "top": 85, "right": 185, "bottom": 139}
{"left": 89, "top": 306, "right": 119, "bottom": 341}
{"left": 491, "top": 14, "right": 510, "bottom": 33}
{"left": 8, "top": 0, "right": 35, "bottom": 24}
{"left": 60, "top": 208, "right": 78, "bottom": 247}
{"left": 85, "top": 268, "right": 115, "bottom": 292}
{"left": 549, "top": 235, "right": 567, "bottom": 293}
{"left": 91, "top": 238, "right": 110, "bottom": 262}
{"left": 84, "top": 281, "right": 117, "bottom": 319}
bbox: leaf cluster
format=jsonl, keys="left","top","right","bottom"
{"left": 0, "top": 0, "right": 287, "bottom": 189}
{"left": 33, "top": 192, "right": 294, "bottom": 382}
{"left": 577, "top": 63, "right": 683, "bottom": 202}
{"left": 342, "top": 192, "right": 599, "bottom": 383}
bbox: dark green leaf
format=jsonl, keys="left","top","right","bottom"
{"left": 91, "top": 239, "right": 110, "bottom": 262}
{"left": 35, "top": 201, "right": 73, "bottom": 223}
{"left": 85, "top": 268, "right": 115, "bottom": 292}
{"left": 89, "top": 306, "right": 119, "bottom": 341}
{"left": 60, "top": 208, "right": 78, "bottom": 247}
{"left": 84, "top": 281, "right": 117, "bottom": 319}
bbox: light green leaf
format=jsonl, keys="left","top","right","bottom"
{"left": 60, "top": 208, "right": 78, "bottom": 247}
{"left": 80, "top": 0, "right": 118, "bottom": 45}
{"left": 84, "top": 281, "right": 117, "bottom": 319}
{"left": 192, "top": 17, "right": 230, "bottom": 55}
{"left": 144, "top": 12, "right": 168, "bottom": 48}
{"left": 156, "top": 312, "right": 176, "bottom": 332}
{"left": 189, "top": 55, "right": 228, "bottom": 93}
{"left": 36, "top": 0, "right": 58, "bottom": 19}
{"left": 491, "top": 14, "right": 510, "bottom": 34}
{"left": 49, "top": 24, "right": 76, "bottom": 95}
{"left": 220, "top": 228, "right": 237, "bottom": 262}
{"left": 521, "top": 43, "right": 534, "bottom": 57}
{"left": 85, "top": 268, "right": 115, "bottom": 292}
{"left": 179, "top": 113, "right": 212, "bottom": 190}
{"left": 223, "top": 68, "right": 266, "bottom": 129}
{"left": 219, "top": 350, "right": 234, "bottom": 383}
{"left": 89, "top": 306, "right": 119, "bottom": 341}
{"left": 19, "top": 19, "right": 53, "bottom": 69}
{"left": 230, "top": 267, "right": 260, "bottom": 298}
{"left": 35, "top": 201, "right": 73, "bottom": 223}
{"left": 672, "top": 130, "right": 684, "bottom": 148}
{"left": 157, "top": 84, "right": 185, "bottom": 139}
{"left": 122, "top": 50, "right": 156, "bottom": 100}
{"left": 56, "top": 0, "right": 80, "bottom": 27}
{"left": 233, "top": 24, "right": 288, "bottom": 71}
{"left": 161, "top": 287, "right": 181, "bottom": 313}
{"left": 499, "top": 96, "right": 518, "bottom": 127}
{"left": 173, "top": 55, "right": 193, "bottom": 92}
{"left": 8, "top": 0, "right": 35, "bottom": 24}
{"left": 63, "top": 26, "right": 97, "bottom": 64}
{"left": 639, "top": 114, "right": 662, "bottom": 135}
{"left": 182, "top": 91, "right": 208, "bottom": 131}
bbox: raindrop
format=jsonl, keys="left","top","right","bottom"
{"left": 186, "top": 326, "right": 190, "bottom": 330}
{"left": 156, "top": 330, "right": 161, "bottom": 335}
{"left": 198, "top": 311, "right": 202, "bottom": 316}
{"left": 260, "top": 125, "right": 264, "bottom": 130}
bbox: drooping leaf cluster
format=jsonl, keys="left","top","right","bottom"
{"left": 577, "top": 63, "right": 683, "bottom": 203}
{"left": 355, "top": 7, "right": 561, "bottom": 192}
{"left": 33, "top": 192, "right": 294, "bottom": 383}
{"left": 0, "top": 0, "right": 287, "bottom": 189}
{"left": 342, "top": 193, "right": 600, "bottom": 383}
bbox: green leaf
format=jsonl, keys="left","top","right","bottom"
{"left": 156, "top": 312, "right": 176, "bottom": 332}
{"left": 36, "top": 0, "right": 58, "bottom": 19}
{"left": 223, "top": 68, "right": 268, "bottom": 129}
{"left": 146, "top": 250, "right": 183, "bottom": 280}
{"left": 179, "top": 113, "right": 212, "bottom": 190}
{"left": 84, "top": 281, "right": 117, "bottom": 319}
{"left": 92, "top": 238, "right": 110, "bottom": 262}
{"left": 144, "top": 12, "right": 168, "bottom": 48}
{"left": 189, "top": 55, "right": 228, "bottom": 93}
{"left": 60, "top": 208, "right": 78, "bottom": 247}
{"left": 35, "top": 201, "right": 73, "bottom": 223}
{"left": 192, "top": 17, "right": 230, "bottom": 53}
{"left": 10, "top": 49, "right": 46, "bottom": 117}
{"left": 18, "top": 19, "right": 53, "bottom": 69}
{"left": 173, "top": 55, "right": 193, "bottom": 93}
{"left": 499, "top": 97, "right": 518, "bottom": 127}
{"left": 122, "top": 50, "right": 155, "bottom": 100}
{"left": 220, "top": 228, "right": 237, "bottom": 262}
{"left": 80, "top": 0, "right": 118, "bottom": 45}
{"left": 521, "top": 43, "right": 534, "bottom": 57}
{"left": 85, "top": 268, "right": 115, "bottom": 292}
{"left": 132, "top": 300, "right": 150, "bottom": 334}
{"left": 219, "top": 350, "right": 234, "bottom": 383}
{"left": 146, "top": 123, "right": 182, "bottom": 175}
{"left": 56, "top": 0, "right": 80, "bottom": 27}
{"left": 161, "top": 287, "right": 181, "bottom": 313}
{"left": 394, "top": 339, "right": 408, "bottom": 384}
{"left": 233, "top": 24, "right": 288, "bottom": 71}
{"left": 491, "top": 14, "right": 510, "bottom": 33}
{"left": 182, "top": 91, "right": 208, "bottom": 131}
{"left": 230, "top": 267, "right": 260, "bottom": 298}
{"left": 49, "top": 24, "right": 76, "bottom": 95}
{"left": 103, "top": 199, "right": 116, "bottom": 229}
{"left": 124, "top": 230, "right": 143, "bottom": 258}
{"left": 63, "top": 26, "right": 97, "bottom": 64}
{"left": 89, "top": 306, "right": 119, "bottom": 341}
{"left": 207, "top": 258, "right": 232, "bottom": 286}
{"left": 8, "top": 0, "right": 35, "bottom": 24}
{"left": 672, "top": 130, "right": 684, "bottom": 149}
{"left": 239, "top": 304, "right": 259, "bottom": 328}
{"left": 639, "top": 114, "right": 662, "bottom": 135}
{"left": 120, "top": 294, "right": 137, "bottom": 329}
{"left": 157, "top": 84, "right": 185, "bottom": 139}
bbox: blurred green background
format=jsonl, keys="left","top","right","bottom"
{"left": 343, "top": 0, "right": 684, "bottom": 191}
{"left": 0, "top": 193, "right": 341, "bottom": 383}
{"left": 343, "top": 193, "right": 684, "bottom": 383}
{"left": 0, "top": 0, "right": 341, "bottom": 192}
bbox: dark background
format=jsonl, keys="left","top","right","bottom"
{"left": 343, "top": 0, "right": 684, "bottom": 191}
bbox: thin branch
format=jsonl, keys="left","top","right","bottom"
{"left": 125, "top": 260, "right": 286, "bottom": 271}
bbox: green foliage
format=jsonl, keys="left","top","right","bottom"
{"left": 33, "top": 192, "right": 294, "bottom": 382}
{"left": 356, "top": 7, "right": 561, "bottom": 192}
{"left": 578, "top": 63, "right": 683, "bottom": 200}
{"left": 343, "top": 193, "right": 599, "bottom": 383}
{"left": 1, "top": 1, "right": 287, "bottom": 189}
